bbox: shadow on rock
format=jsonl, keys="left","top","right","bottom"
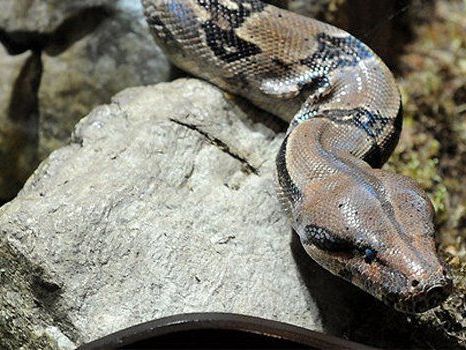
{"left": 0, "top": 51, "right": 42, "bottom": 203}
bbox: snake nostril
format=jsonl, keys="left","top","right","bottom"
{"left": 426, "top": 285, "right": 449, "bottom": 307}
{"left": 411, "top": 279, "right": 419, "bottom": 288}
{"left": 408, "top": 285, "right": 449, "bottom": 312}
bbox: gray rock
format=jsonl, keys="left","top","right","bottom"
{"left": 1, "top": 78, "right": 463, "bottom": 349}
{"left": 0, "top": 241, "right": 76, "bottom": 350}
{"left": 0, "top": 0, "right": 110, "bottom": 34}
{"left": 0, "top": 79, "right": 322, "bottom": 346}
{"left": 0, "top": 0, "right": 171, "bottom": 200}
{"left": 38, "top": 1, "right": 171, "bottom": 159}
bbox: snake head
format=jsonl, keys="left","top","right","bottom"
{"left": 294, "top": 169, "right": 452, "bottom": 313}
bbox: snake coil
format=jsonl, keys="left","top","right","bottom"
{"left": 142, "top": 0, "right": 452, "bottom": 313}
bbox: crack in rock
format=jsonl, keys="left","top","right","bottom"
{"left": 169, "top": 117, "right": 259, "bottom": 175}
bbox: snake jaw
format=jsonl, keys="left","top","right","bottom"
{"left": 394, "top": 281, "right": 453, "bottom": 313}
{"left": 384, "top": 264, "right": 453, "bottom": 313}
{"left": 301, "top": 236, "right": 452, "bottom": 313}
{"left": 359, "top": 258, "right": 452, "bottom": 313}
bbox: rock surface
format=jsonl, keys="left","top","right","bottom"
{"left": 38, "top": 1, "right": 171, "bottom": 159}
{"left": 0, "top": 242, "right": 76, "bottom": 350}
{"left": 0, "top": 79, "right": 321, "bottom": 347}
{"left": 1, "top": 0, "right": 464, "bottom": 347}
{"left": 0, "top": 0, "right": 171, "bottom": 201}
{"left": 0, "top": 0, "right": 110, "bottom": 35}
{"left": 1, "top": 79, "right": 464, "bottom": 349}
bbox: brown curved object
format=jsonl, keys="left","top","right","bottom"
{"left": 79, "top": 312, "right": 377, "bottom": 349}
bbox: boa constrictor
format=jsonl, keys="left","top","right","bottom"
{"left": 142, "top": 0, "right": 452, "bottom": 313}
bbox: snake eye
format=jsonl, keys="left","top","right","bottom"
{"left": 363, "top": 248, "right": 377, "bottom": 263}
{"left": 302, "top": 225, "right": 353, "bottom": 253}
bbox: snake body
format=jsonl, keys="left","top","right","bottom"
{"left": 142, "top": 0, "right": 452, "bottom": 312}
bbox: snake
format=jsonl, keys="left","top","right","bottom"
{"left": 142, "top": 0, "right": 452, "bottom": 313}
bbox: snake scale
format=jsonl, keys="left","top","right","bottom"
{"left": 142, "top": 0, "right": 452, "bottom": 313}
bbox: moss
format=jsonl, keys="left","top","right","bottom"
{"left": 386, "top": 111, "right": 448, "bottom": 220}
{"left": 417, "top": 262, "right": 466, "bottom": 346}
{"left": 384, "top": 1, "right": 466, "bottom": 346}
{"left": 386, "top": 0, "right": 466, "bottom": 261}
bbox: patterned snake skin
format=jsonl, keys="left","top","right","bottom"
{"left": 142, "top": 0, "right": 452, "bottom": 313}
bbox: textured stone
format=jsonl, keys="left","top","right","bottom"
{"left": 0, "top": 79, "right": 321, "bottom": 346}
{"left": 38, "top": 1, "right": 171, "bottom": 159}
{"left": 0, "top": 0, "right": 171, "bottom": 200}
{"left": 0, "top": 0, "right": 110, "bottom": 34}
{"left": 0, "top": 242, "right": 76, "bottom": 350}
{"left": 0, "top": 79, "right": 463, "bottom": 349}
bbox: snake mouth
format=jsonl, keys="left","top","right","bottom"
{"left": 342, "top": 257, "right": 453, "bottom": 314}
{"left": 389, "top": 280, "right": 453, "bottom": 313}
{"left": 300, "top": 235, "right": 453, "bottom": 314}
